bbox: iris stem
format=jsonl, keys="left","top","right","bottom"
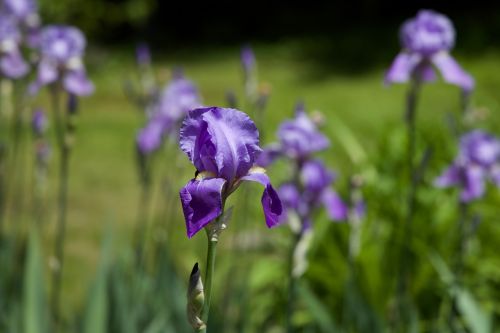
{"left": 286, "top": 232, "right": 300, "bottom": 333}
{"left": 50, "top": 84, "right": 70, "bottom": 328}
{"left": 396, "top": 78, "right": 421, "bottom": 327}
{"left": 198, "top": 229, "right": 219, "bottom": 333}
{"left": 449, "top": 202, "right": 469, "bottom": 327}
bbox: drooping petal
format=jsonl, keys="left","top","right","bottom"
{"left": 434, "top": 164, "right": 460, "bottom": 188}
{"left": 180, "top": 107, "right": 261, "bottom": 181}
{"left": 490, "top": 164, "right": 500, "bottom": 187}
{"left": 384, "top": 52, "right": 422, "bottom": 85}
{"left": 321, "top": 188, "right": 348, "bottom": 221}
{"left": 37, "top": 59, "right": 58, "bottom": 85}
{"left": 63, "top": 70, "right": 94, "bottom": 96}
{"left": 431, "top": 52, "right": 474, "bottom": 92}
{"left": 180, "top": 177, "right": 226, "bottom": 238}
{"left": 256, "top": 143, "right": 282, "bottom": 167}
{"left": 136, "top": 120, "right": 165, "bottom": 154}
{"left": 461, "top": 165, "right": 485, "bottom": 202}
{"left": 353, "top": 198, "right": 366, "bottom": 220}
{"left": 0, "top": 52, "right": 29, "bottom": 78}
{"left": 241, "top": 168, "right": 283, "bottom": 228}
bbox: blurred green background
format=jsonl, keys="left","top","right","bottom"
{"left": 2, "top": 1, "right": 500, "bottom": 332}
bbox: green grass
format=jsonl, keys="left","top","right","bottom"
{"left": 10, "top": 42, "right": 500, "bottom": 318}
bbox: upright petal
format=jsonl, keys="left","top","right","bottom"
{"left": 384, "top": 52, "right": 422, "bottom": 85}
{"left": 432, "top": 52, "right": 474, "bottom": 92}
{"left": 241, "top": 168, "right": 283, "bottom": 228}
{"left": 63, "top": 70, "right": 94, "bottom": 96}
{"left": 180, "top": 107, "right": 261, "bottom": 181}
{"left": 278, "top": 183, "right": 301, "bottom": 211}
{"left": 321, "top": 188, "right": 348, "bottom": 221}
{"left": 179, "top": 108, "right": 218, "bottom": 174}
{"left": 300, "top": 159, "right": 335, "bottom": 194}
{"left": 180, "top": 177, "right": 226, "bottom": 238}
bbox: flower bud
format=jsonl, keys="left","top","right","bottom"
{"left": 187, "top": 263, "right": 206, "bottom": 330}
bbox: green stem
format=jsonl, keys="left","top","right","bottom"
{"left": 395, "top": 78, "right": 421, "bottom": 329}
{"left": 198, "top": 231, "right": 218, "bottom": 333}
{"left": 449, "top": 202, "right": 469, "bottom": 329}
{"left": 50, "top": 84, "right": 70, "bottom": 328}
{"left": 286, "top": 232, "right": 300, "bottom": 333}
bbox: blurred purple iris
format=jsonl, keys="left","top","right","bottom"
{"left": 2, "top": 0, "right": 38, "bottom": 24}
{"left": 240, "top": 45, "right": 255, "bottom": 77}
{"left": 136, "top": 43, "right": 151, "bottom": 67}
{"left": 257, "top": 107, "right": 329, "bottom": 166}
{"left": 179, "top": 107, "right": 283, "bottom": 238}
{"left": 0, "top": 13, "right": 29, "bottom": 78}
{"left": 32, "top": 108, "right": 47, "bottom": 136}
{"left": 385, "top": 10, "right": 474, "bottom": 92}
{"left": 136, "top": 73, "right": 202, "bottom": 154}
{"left": 259, "top": 105, "right": 347, "bottom": 231}
{"left": 435, "top": 130, "right": 500, "bottom": 202}
{"left": 279, "top": 159, "right": 347, "bottom": 230}
{"left": 30, "top": 25, "right": 94, "bottom": 96}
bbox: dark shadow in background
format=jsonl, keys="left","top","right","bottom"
{"left": 105, "top": 0, "right": 500, "bottom": 77}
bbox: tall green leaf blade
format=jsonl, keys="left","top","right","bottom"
{"left": 23, "top": 228, "right": 48, "bottom": 333}
{"left": 82, "top": 230, "right": 111, "bottom": 333}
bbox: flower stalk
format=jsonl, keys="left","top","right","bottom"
{"left": 50, "top": 85, "right": 76, "bottom": 327}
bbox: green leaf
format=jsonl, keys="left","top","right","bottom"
{"left": 23, "top": 228, "right": 48, "bottom": 333}
{"left": 82, "top": 231, "right": 112, "bottom": 333}
{"left": 298, "top": 281, "right": 338, "bottom": 333}
{"left": 456, "top": 289, "right": 492, "bottom": 333}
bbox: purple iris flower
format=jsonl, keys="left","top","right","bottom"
{"left": 435, "top": 130, "right": 500, "bottom": 202}
{"left": 0, "top": 14, "right": 29, "bottom": 78}
{"left": 257, "top": 108, "right": 329, "bottom": 167}
{"left": 385, "top": 10, "right": 474, "bottom": 92}
{"left": 136, "top": 73, "right": 202, "bottom": 154}
{"left": 279, "top": 160, "right": 347, "bottom": 229}
{"left": 241, "top": 45, "right": 256, "bottom": 76}
{"left": 259, "top": 105, "right": 347, "bottom": 231}
{"left": 30, "top": 25, "right": 94, "bottom": 96}
{"left": 32, "top": 108, "right": 47, "bottom": 136}
{"left": 179, "top": 107, "right": 283, "bottom": 238}
{"left": 2, "top": 0, "right": 38, "bottom": 23}
{"left": 136, "top": 43, "right": 151, "bottom": 67}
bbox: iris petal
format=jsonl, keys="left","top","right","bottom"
{"left": 321, "top": 188, "right": 348, "bottom": 221}
{"left": 241, "top": 169, "right": 283, "bottom": 228}
{"left": 63, "top": 70, "right": 94, "bottom": 96}
{"left": 180, "top": 107, "right": 261, "bottom": 181}
{"left": 180, "top": 177, "right": 226, "bottom": 238}
{"left": 384, "top": 52, "right": 422, "bottom": 85}
{"left": 432, "top": 52, "right": 474, "bottom": 92}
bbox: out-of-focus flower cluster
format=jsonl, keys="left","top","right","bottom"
{"left": 259, "top": 104, "right": 356, "bottom": 234}
{"left": 136, "top": 70, "right": 202, "bottom": 155}
{"left": 435, "top": 130, "right": 500, "bottom": 202}
{"left": 0, "top": 0, "right": 94, "bottom": 96}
